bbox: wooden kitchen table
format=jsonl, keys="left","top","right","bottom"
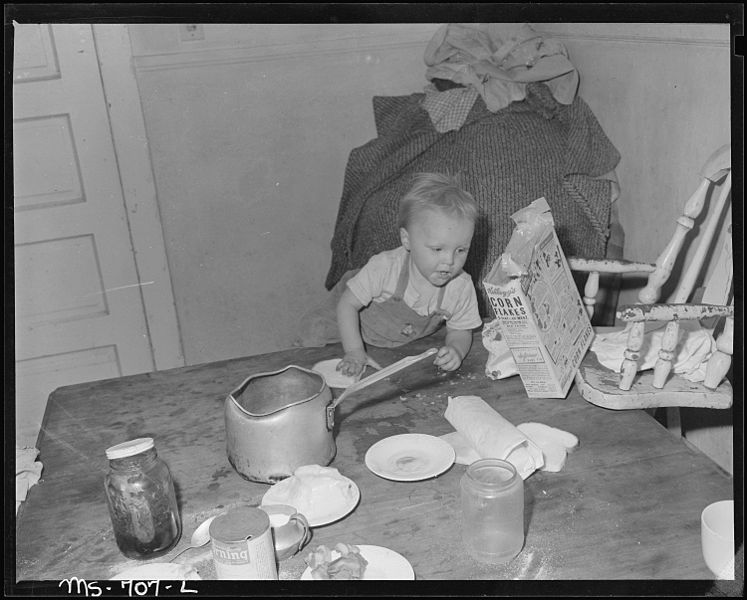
{"left": 14, "top": 330, "right": 736, "bottom": 593}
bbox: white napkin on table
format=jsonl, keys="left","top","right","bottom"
{"left": 516, "top": 422, "right": 579, "bottom": 472}
{"left": 16, "top": 446, "right": 43, "bottom": 514}
{"left": 441, "top": 396, "right": 580, "bottom": 477}
{"left": 261, "top": 464, "right": 356, "bottom": 524}
{"left": 442, "top": 395, "right": 544, "bottom": 479}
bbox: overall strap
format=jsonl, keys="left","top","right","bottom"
{"left": 394, "top": 255, "right": 449, "bottom": 315}
{"left": 392, "top": 255, "right": 410, "bottom": 300}
{"left": 435, "top": 281, "right": 447, "bottom": 312}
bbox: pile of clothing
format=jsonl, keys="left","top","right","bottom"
{"left": 325, "top": 23, "right": 621, "bottom": 317}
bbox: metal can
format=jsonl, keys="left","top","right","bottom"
{"left": 209, "top": 505, "right": 278, "bottom": 580}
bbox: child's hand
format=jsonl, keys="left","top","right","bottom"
{"left": 433, "top": 345, "right": 463, "bottom": 372}
{"left": 338, "top": 350, "right": 381, "bottom": 378}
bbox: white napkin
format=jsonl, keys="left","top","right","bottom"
{"left": 261, "top": 465, "right": 356, "bottom": 524}
{"left": 16, "top": 446, "right": 43, "bottom": 514}
{"left": 516, "top": 422, "right": 579, "bottom": 472}
{"left": 591, "top": 320, "right": 716, "bottom": 382}
{"left": 442, "top": 421, "right": 579, "bottom": 474}
{"left": 443, "top": 395, "right": 544, "bottom": 479}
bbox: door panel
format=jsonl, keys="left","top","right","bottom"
{"left": 13, "top": 24, "right": 158, "bottom": 446}
{"left": 13, "top": 115, "right": 84, "bottom": 209}
{"left": 15, "top": 235, "right": 108, "bottom": 325}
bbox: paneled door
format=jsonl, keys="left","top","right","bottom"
{"left": 13, "top": 24, "right": 180, "bottom": 447}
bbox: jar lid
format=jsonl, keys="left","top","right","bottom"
{"left": 209, "top": 506, "right": 270, "bottom": 543}
{"left": 106, "top": 437, "right": 155, "bottom": 460}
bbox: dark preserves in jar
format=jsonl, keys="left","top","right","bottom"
{"left": 104, "top": 438, "right": 181, "bottom": 559}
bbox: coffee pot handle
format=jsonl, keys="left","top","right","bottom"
{"left": 325, "top": 347, "right": 437, "bottom": 431}
{"left": 330, "top": 347, "right": 438, "bottom": 410}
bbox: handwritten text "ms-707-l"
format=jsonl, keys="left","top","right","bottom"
{"left": 60, "top": 577, "right": 198, "bottom": 596}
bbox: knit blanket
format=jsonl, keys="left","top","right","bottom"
{"left": 325, "top": 83, "right": 621, "bottom": 317}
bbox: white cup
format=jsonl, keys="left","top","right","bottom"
{"left": 701, "top": 500, "right": 735, "bottom": 579}
{"left": 259, "top": 504, "right": 311, "bottom": 561}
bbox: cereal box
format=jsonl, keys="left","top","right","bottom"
{"left": 482, "top": 197, "right": 593, "bottom": 398}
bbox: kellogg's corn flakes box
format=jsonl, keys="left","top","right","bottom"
{"left": 482, "top": 198, "right": 594, "bottom": 398}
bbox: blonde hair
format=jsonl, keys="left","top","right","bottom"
{"left": 398, "top": 172, "right": 478, "bottom": 229}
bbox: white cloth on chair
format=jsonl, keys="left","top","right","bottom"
{"left": 590, "top": 320, "right": 716, "bottom": 382}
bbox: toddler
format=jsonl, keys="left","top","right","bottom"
{"left": 300, "top": 172, "right": 482, "bottom": 377}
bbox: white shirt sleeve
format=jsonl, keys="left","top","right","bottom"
{"left": 346, "top": 251, "right": 393, "bottom": 307}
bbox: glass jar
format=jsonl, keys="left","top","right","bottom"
{"left": 460, "top": 458, "right": 524, "bottom": 564}
{"left": 104, "top": 438, "right": 181, "bottom": 560}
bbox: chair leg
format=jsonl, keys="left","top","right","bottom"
{"left": 582, "top": 271, "right": 599, "bottom": 320}
{"left": 653, "top": 321, "right": 678, "bottom": 388}
{"left": 620, "top": 322, "right": 644, "bottom": 390}
{"left": 665, "top": 407, "right": 682, "bottom": 437}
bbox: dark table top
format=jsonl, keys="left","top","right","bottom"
{"left": 15, "top": 331, "right": 734, "bottom": 584}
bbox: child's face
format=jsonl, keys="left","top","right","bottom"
{"left": 400, "top": 208, "right": 474, "bottom": 287}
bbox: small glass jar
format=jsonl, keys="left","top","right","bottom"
{"left": 104, "top": 438, "right": 182, "bottom": 560}
{"left": 460, "top": 458, "right": 524, "bottom": 564}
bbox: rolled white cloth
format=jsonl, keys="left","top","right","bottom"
{"left": 443, "top": 395, "right": 544, "bottom": 479}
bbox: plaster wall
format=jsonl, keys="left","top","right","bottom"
{"left": 129, "top": 24, "right": 437, "bottom": 364}
{"left": 128, "top": 23, "right": 732, "bottom": 365}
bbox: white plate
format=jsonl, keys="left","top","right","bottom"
{"left": 261, "top": 473, "right": 360, "bottom": 527}
{"left": 311, "top": 358, "right": 362, "bottom": 388}
{"left": 365, "top": 433, "right": 455, "bottom": 482}
{"left": 301, "top": 545, "right": 414, "bottom": 580}
{"left": 111, "top": 562, "right": 201, "bottom": 580}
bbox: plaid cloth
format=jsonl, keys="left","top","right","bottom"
{"left": 422, "top": 83, "right": 480, "bottom": 133}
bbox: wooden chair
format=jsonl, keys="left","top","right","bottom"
{"left": 568, "top": 144, "right": 733, "bottom": 412}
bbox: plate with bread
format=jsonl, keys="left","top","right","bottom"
{"left": 301, "top": 543, "right": 414, "bottom": 580}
